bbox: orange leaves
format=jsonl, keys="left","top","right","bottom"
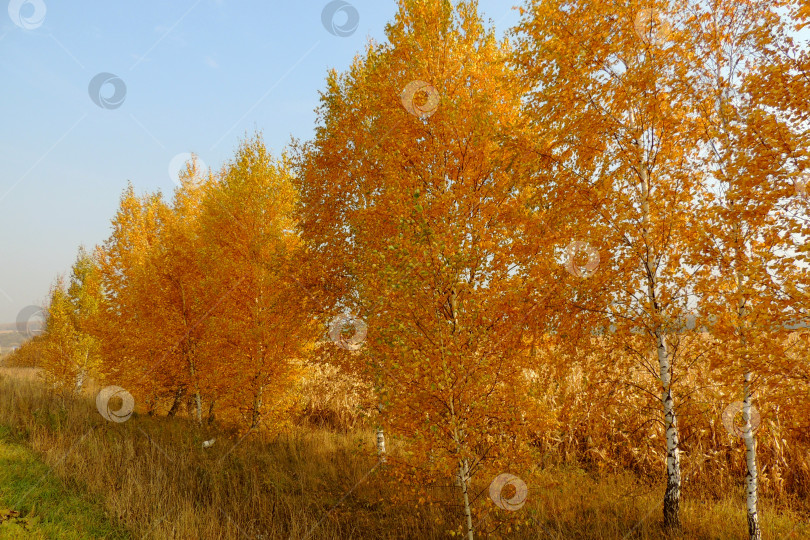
{"left": 513, "top": 0, "right": 809, "bottom": 529}
{"left": 634, "top": 7, "right": 673, "bottom": 48}
{"left": 21, "top": 1, "right": 809, "bottom": 536}
{"left": 293, "top": 2, "right": 549, "bottom": 533}
{"left": 193, "top": 134, "right": 319, "bottom": 430}
{"left": 45, "top": 134, "right": 318, "bottom": 432}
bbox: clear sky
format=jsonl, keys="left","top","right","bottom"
{"left": 0, "top": 0, "right": 522, "bottom": 324}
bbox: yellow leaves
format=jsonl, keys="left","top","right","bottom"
{"left": 21, "top": 1, "right": 810, "bottom": 537}
{"left": 634, "top": 8, "right": 672, "bottom": 47}
{"left": 297, "top": 0, "right": 544, "bottom": 505}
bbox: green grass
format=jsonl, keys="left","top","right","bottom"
{"left": 0, "top": 425, "right": 130, "bottom": 539}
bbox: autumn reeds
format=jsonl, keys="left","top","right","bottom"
{"left": 1, "top": 365, "right": 807, "bottom": 539}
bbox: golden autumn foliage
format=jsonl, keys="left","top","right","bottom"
{"left": 291, "top": 2, "right": 581, "bottom": 535}
{"left": 7, "top": 0, "right": 809, "bottom": 538}
{"left": 24, "top": 141, "right": 317, "bottom": 436}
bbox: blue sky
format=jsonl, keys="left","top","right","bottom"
{"left": 0, "top": 0, "right": 522, "bottom": 324}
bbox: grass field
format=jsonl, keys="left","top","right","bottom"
{"left": 0, "top": 366, "right": 807, "bottom": 539}
{"left": 0, "top": 424, "right": 130, "bottom": 539}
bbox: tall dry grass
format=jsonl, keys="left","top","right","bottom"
{"left": 1, "top": 357, "right": 808, "bottom": 539}
{"left": 526, "top": 333, "right": 810, "bottom": 515}
{"left": 0, "top": 367, "right": 451, "bottom": 539}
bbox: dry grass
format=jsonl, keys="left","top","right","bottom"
{"left": 0, "top": 368, "right": 445, "bottom": 539}
{"left": 0, "top": 366, "right": 808, "bottom": 539}
{"left": 525, "top": 334, "right": 810, "bottom": 513}
{"left": 0, "top": 366, "right": 42, "bottom": 382}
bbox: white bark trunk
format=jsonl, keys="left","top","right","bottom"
{"left": 189, "top": 359, "right": 203, "bottom": 425}
{"left": 737, "top": 286, "right": 761, "bottom": 539}
{"left": 458, "top": 458, "right": 474, "bottom": 540}
{"left": 714, "top": 57, "right": 764, "bottom": 537}
{"left": 449, "top": 395, "right": 473, "bottom": 539}
{"left": 74, "top": 368, "right": 86, "bottom": 394}
{"left": 734, "top": 206, "right": 761, "bottom": 540}
{"left": 194, "top": 391, "right": 203, "bottom": 425}
{"left": 638, "top": 143, "right": 681, "bottom": 529}
{"left": 74, "top": 350, "right": 89, "bottom": 394}
{"left": 376, "top": 427, "right": 387, "bottom": 463}
{"left": 657, "top": 331, "right": 681, "bottom": 528}
{"left": 743, "top": 372, "right": 761, "bottom": 539}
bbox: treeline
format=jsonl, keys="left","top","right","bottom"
{"left": 8, "top": 1, "right": 810, "bottom": 538}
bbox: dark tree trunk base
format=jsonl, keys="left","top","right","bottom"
{"left": 663, "top": 487, "right": 681, "bottom": 530}
{"left": 167, "top": 387, "right": 185, "bottom": 417}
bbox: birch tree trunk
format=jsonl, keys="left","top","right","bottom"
{"left": 193, "top": 389, "right": 203, "bottom": 425}
{"left": 74, "top": 367, "right": 86, "bottom": 394}
{"left": 736, "top": 259, "right": 761, "bottom": 540}
{"left": 376, "top": 402, "right": 387, "bottom": 462}
{"left": 458, "top": 458, "right": 474, "bottom": 540}
{"left": 167, "top": 386, "right": 185, "bottom": 417}
{"left": 657, "top": 330, "right": 681, "bottom": 529}
{"left": 743, "top": 370, "right": 761, "bottom": 540}
{"left": 450, "top": 393, "right": 473, "bottom": 540}
{"left": 250, "top": 383, "right": 264, "bottom": 430}
{"left": 179, "top": 286, "right": 202, "bottom": 425}
{"left": 188, "top": 358, "right": 203, "bottom": 425}
{"left": 376, "top": 427, "right": 387, "bottom": 463}
{"left": 639, "top": 143, "right": 682, "bottom": 529}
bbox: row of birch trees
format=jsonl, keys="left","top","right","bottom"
{"left": 11, "top": 1, "right": 809, "bottom": 538}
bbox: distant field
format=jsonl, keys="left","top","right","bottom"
{"left": 0, "top": 331, "right": 23, "bottom": 354}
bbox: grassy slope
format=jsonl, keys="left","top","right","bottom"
{"left": 0, "top": 368, "right": 808, "bottom": 539}
{"left": 0, "top": 426, "right": 130, "bottom": 539}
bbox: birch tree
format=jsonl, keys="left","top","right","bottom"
{"left": 513, "top": 0, "right": 712, "bottom": 528}
{"left": 95, "top": 185, "right": 182, "bottom": 412}
{"left": 198, "top": 134, "right": 316, "bottom": 434}
{"left": 294, "top": 1, "right": 562, "bottom": 537}
{"left": 39, "top": 247, "right": 103, "bottom": 392}
{"left": 684, "top": 2, "right": 809, "bottom": 538}
{"left": 149, "top": 157, "right": 211, "bottom": 424}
